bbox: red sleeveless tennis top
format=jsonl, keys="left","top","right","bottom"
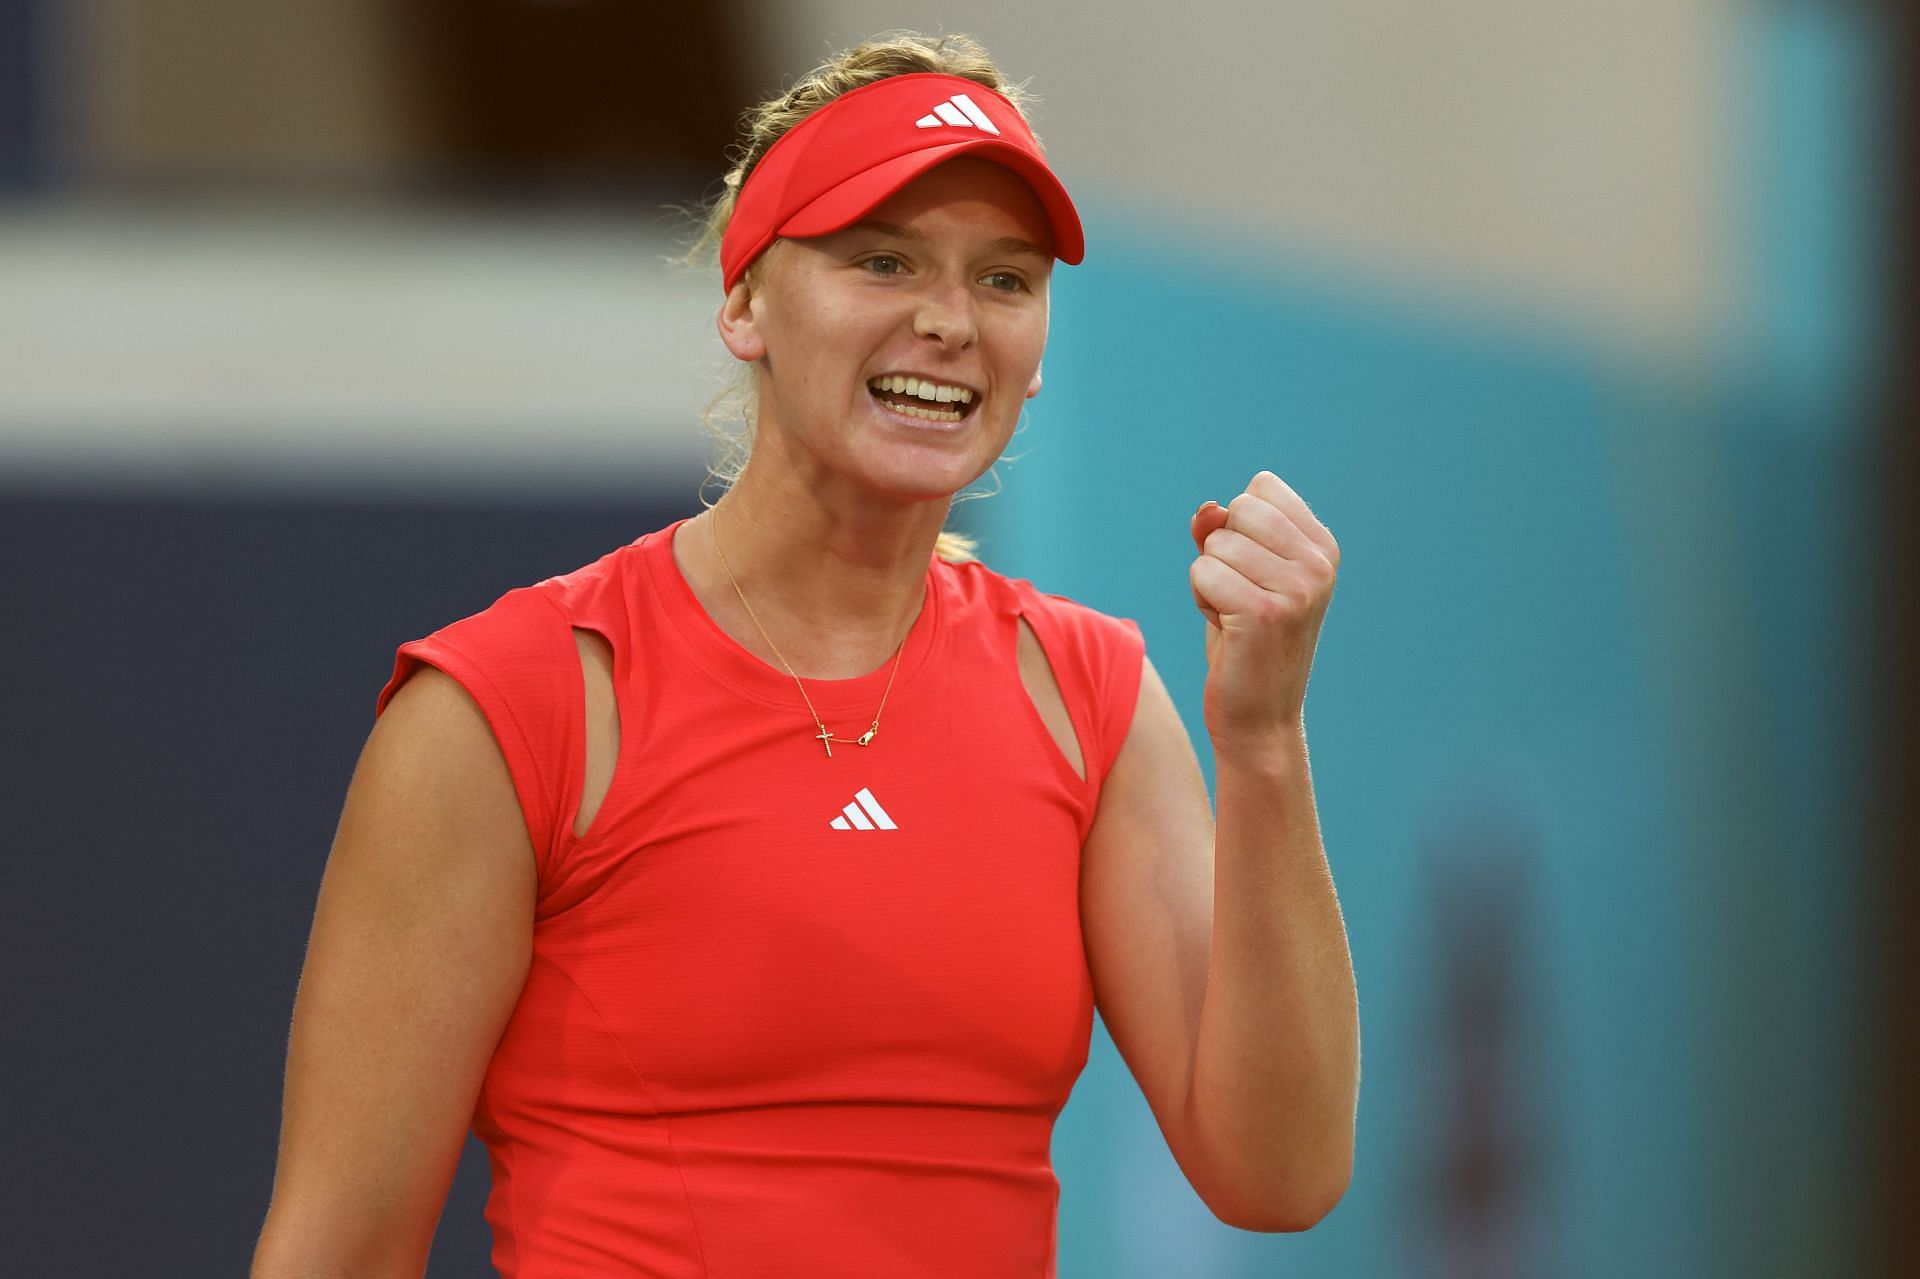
{"left": 373, "top": 515, "right": 1146, "bottom": 1277}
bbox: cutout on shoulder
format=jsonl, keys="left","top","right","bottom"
{"left": 573, "top": 628, "right": 620, "bottom": 840}
{"left": 1016, "top": 613, "right": 1086, "bottom": 782}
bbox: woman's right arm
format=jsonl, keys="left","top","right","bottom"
{"left": 252, "top": 666, "right": 538, "bottom": 1278}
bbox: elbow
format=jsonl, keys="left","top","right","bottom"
{"left": 1178, "top": 1090, "right": 1357, "bottom": 1233}
{"left": 253, "top": 1244, "right": 411, "bottom": 1279}
{"left": 1205, "top": 1160, "right": 1352, "bottom": 1234}
{"left": 252, "top": 1207, "right": 424, "bottom": 1279}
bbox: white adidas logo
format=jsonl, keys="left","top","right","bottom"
{"left": 913, "top": 93, "right": 1000, "bottom": 136}
{"left": 830, "top": 786, "right": 898, "bottom": 831}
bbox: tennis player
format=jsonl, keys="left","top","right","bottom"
{"left": 253, "top": 31, "right": 1356, "bottom": 1277}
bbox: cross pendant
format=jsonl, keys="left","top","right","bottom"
{"left": 816, "top": 726, "right": 836, "bottom": 758}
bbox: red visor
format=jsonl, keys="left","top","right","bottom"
{"left": 719, "top": 72, "right": 1085, "bottom": 293}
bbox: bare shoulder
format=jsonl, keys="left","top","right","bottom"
{"left": 1092, "top": 654, "right": 1212, "bottom": 842}
{"left": 377, "top": 665, "right": 527, "bottom": 815}
{"left": 335, "top": 660, "right": 540, "bottom": 971}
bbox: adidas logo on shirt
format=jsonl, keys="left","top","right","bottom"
{"left": 830, "top": 787, "right": 898, "bottom": 831}
{"left": 913, "top": 93, "right": 1001, "bottom": 136}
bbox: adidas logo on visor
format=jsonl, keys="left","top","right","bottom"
{"left": 913, "top": 93, "right": 1000, "bottom": 136}
{"left": 830, "top": 787, "right": 898, "bottom": 831}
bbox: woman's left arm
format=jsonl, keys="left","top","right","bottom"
{"left": 1185, "top": 470, "right": 1356, "bottom": 1227}
{"left": 1081, "top": 470, "right": 1355, "bottom": 1232}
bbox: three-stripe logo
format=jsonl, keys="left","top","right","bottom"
{"left": 830, "top": 787, "right": 898, "bottom": 831}
{"left": 913, "top": 93, "right": 1001, "bottom": 136}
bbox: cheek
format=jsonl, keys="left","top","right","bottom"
{"left": 786, "top": 305, "right": 887, "bottom": 372}
{"left": 1007, "top": 315, "right": 1049, "bottom": 378}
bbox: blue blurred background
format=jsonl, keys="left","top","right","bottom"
{"left": 3, "top": 2, "right": 1911, "bottom": 1275}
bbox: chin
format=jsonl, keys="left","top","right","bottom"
{"left": 859, "top": 455, "right": 993, "bottom": 503}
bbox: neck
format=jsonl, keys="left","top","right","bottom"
{"left": 679, "top": 460, "right": 950, "bottom": 680}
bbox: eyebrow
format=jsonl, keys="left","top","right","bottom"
{"left": 844, "top": 219, "right": 1051, "bottom": 260}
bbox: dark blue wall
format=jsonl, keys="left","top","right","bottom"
{"left": 0, "top": 483, "right": 702, "bottom": 1273}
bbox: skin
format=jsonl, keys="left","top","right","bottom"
{"left": 674, "top": 155, "right": 1052, "bottom": 677}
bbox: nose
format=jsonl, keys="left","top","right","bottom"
{"left": 912, "top": 278, "right": 977, "bottom": 348}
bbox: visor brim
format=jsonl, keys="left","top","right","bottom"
{"left": 775, "top": 138, "right": 1085, "bottom": 265}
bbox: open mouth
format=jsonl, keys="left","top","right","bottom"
{"left": 867, "top": 374, "right": 979, "bottom": 424}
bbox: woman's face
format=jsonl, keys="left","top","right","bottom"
{"left": 719, "top": 155, "right": 1054, "bottom": 503}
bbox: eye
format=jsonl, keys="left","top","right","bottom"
{"left": 862, "top": 254, "right": 906, "bottom": 276}
{"left": 981, "top": 270, "right": 1028, "bottom": 293}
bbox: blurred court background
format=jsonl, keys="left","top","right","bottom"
{"left": 2, "top": 1, "right": 1912, "bottom": 1274}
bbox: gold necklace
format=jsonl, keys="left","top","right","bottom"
{"left": 709, "top": 502, "right": 914, "bottom": 758}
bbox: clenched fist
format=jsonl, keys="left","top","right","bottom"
{"left": 1188, "top": 470, "right": 1339, "bottom": 750}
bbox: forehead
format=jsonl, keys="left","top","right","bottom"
{"left": 861, "top": 156, "right": 1054, "bottom": 248}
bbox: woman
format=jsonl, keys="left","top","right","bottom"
{"left": 253, "top": 32, "right": 1357, "bottom": 1278}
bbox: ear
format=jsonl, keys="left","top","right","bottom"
{"left": 716, "top": 278, "right": 766, "bottom": 363}
{"left": 1025, "top": 362, "right": 1043, "bottom": 399}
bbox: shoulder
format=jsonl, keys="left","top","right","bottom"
{"left": 371, "top": 572, "right": 599, "bottom": 876}
{"left": 374, "top": 582, "right": 573, "bottom": 718}
{"left": 944, "top": 556, "right": 1142, "bottom": 643}
{"left": 953, "top": 559, "right": 1148, "bottom": 790}
{"left": 540, "top": 537, "right": 647, "bottom": 614}
{"left": 369, "top": 663, "right": 533, "bottom": 818}
{"left": 373, "top": 532, "right": 653, "bottom": 719}
{"left": 1005, "top": 568, "right": 1145, "bottom": 664}
{"left": 442, "top": 580, "right": 574, "bottom": 641}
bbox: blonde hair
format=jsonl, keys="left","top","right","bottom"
{"left": 681, "top": 31, "right": 1044, "bottom": 566}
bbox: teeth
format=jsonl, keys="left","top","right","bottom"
{"left": 869, "top": 375, "right": 975, "bottom": 406}
{"left": 881, "top": 398, "right": 964, "bottom": 423}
